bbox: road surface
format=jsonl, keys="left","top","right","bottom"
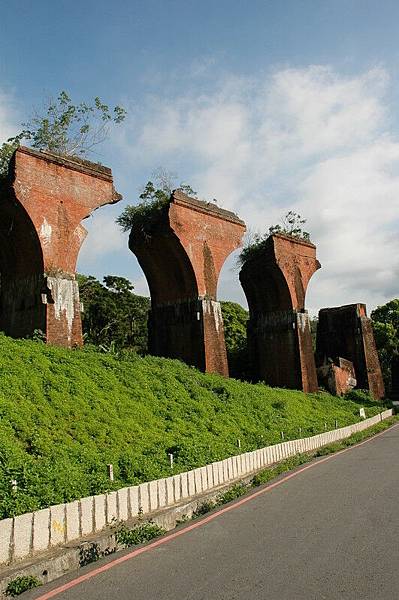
{"left": 27, "top": 423, "right": 399, "bottom": 600}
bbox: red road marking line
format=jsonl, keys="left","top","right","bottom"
{"left": 35, "top": 421, "right": 399, "bottom": 600}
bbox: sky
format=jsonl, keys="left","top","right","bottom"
{"left": 1, "top": 0, "right": 399, "bottom": 315}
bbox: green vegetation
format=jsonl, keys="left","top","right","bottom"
{"left": 0, "top": 90, "right": 126, "bottom": 178}
{"left": 78, "top": 274, "right": 149, "bottom": 353}
{"left": 371, "top": 299, "right": 399, "bottom": 392}
{"left": 220, "top": 301, "right": 249, "bottom": 379}
{"left": 117, "top": 172, "right": 196, "bottom": 236}
{"left": 5, "top": 575, "right": 41, "bottom": 597}
{"left": 0, "top": 334, "right": 385, "bottom": 519}
{"left": 114, "top": 521, "right": 166, "bottom": 548}
{"left": 239, "top": 211, "right": 310, "bottom": 265}
{"left": 78, "top": 277, "right": 248, "bottom": 374}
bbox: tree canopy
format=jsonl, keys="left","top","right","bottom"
{"left": 0, "top": 91, "right": 126, "bottom": 177}
{"left": 371, "top": 298, "right": 399, "bottom": 393}
{"left": 77, "top": 274, "right": 149, "bottom": 353}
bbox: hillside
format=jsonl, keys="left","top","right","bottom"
{"left": 0, "top": 334, "right": 382, "bottom": 518}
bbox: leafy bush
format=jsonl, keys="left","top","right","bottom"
{"left": 114, "top": 521, "right": 165, "bottom": 548}
{"left": 5, "top": 575, "right": 41, "bottom": 597}
{"left": 117, "top": 176, "right": 196, "bottom": 236}
{"left": 343, "top": 389, "right": 375, "bottom": 406}
{"left": 216, "top": 483, "right": 247, "bottom": 505}
{"left": 239, "top": 211, "right": 311, "bottom": 266}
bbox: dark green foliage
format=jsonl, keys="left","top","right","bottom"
{"left": 116, "top": 180, "right": 171, "bottom": 235}
{"left": 371, "top": 299, "right": 399, "bottom": 393}
{"left": 343, "top": 389, "right": 376, "bottom": 406}
{"left": 220, "top": 301, "right": 249, "bottom": 378}
{"left": 0, "top": 135, "right": 25, "bottom": 179}
{"left": 114, "top": 521, "right": 165, "bottom": 548}
{"left": 0, "top": 334, "right": 383, "bottom": 518}
{"left": 77, "top": 274, "right": 149, "bottom": 352}
{"left": 116, "top": 176, "right": 196, "bottom": 235}
{"left": 239, "top": 211, "right": 310, "bottom": 265}
{"left": 216, "top": 483, "right": 247, "bottom": 505}
{"left": 5, "top": 576, "right": 41, "bottom": 597}
{"left": 78, "top": 278, "right": 249, "bottom": 363}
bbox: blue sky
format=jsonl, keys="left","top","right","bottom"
{"left": 1, "top": 1, "right": 399, "bottom": 313}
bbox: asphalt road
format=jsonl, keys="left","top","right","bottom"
{"left": 27, "top": 424, "right": 399, "bottom": 600}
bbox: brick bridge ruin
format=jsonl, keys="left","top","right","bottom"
{"left": 316, "top": 304, "right": 385, "bottom": 400}
{"left": 0, "top": 148, "right": 385, "bottom": 398}
{"left": 129, "top": 190, "right": 246, "bottom": 376}
{"left": 239, "top": 234, "right": 320, "bottom": 393}
{"left": 0, "top": 146, "right": 121, "bottom": 346}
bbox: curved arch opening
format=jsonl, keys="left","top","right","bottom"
{"left": 0, "top": 185, "right": 45, "bottom": 337}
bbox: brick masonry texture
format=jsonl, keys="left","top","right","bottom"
{"left": 239, "top": 234, "right": 320, "bottom": 392}
{"left": 0, "top": 410, "right": 392, "bottom": 568}
{"left": 316, "top": 303, "right": 385, "bottom": 400}
{"left": 317, "top": 357, "right": 357, "bottom": 396}
{"left": 0, "top": 146, "right": 121, "bottom": 347}
{"left": 129, "top": 190, "right": 246, "bottom": 376}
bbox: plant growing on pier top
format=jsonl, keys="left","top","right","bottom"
{"left": 117, "top": 168, "right": 196, "bottom": 235}
{"left": 0, "top": 91, "right": 126, "bottom": 177}
{"left": 238, "top": 211, "right": 311, "bottom": 265}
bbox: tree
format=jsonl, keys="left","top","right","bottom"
{"left": 77, "top": 274, "right": 149, "bottom": 352}
{"left": 0, "top": 91, "right": 126, "bottom": 177}
{"left": 268, "top": 211, "right": 310, "bottom": 240}
{"left": 220, "top": 301, "right": 250, "bottom": 379}
{"left": 371, "top": 299, "right": 399, "bottom": 393}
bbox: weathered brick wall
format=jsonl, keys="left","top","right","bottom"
{"left": 240, "top": 234, "right": 320, "bottom": 392}
{"left": 130, "top": 190, "right": 246, "bottom": 376}
{"left": 317, "top": 357, "right": 357, "bottom": 396}
{"left": 0, "top": 147, "right": 121, "bottom": 346}
{"left": 316, "top": 304, "right": 385, "bottom": 400}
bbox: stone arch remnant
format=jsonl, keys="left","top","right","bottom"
{"left": 315, "top": 304, "right": 385, "bottom": 400}
{"left": 239, "top": 234, "right": 320, "bottom": 392}
{"left": 129, "top": 190, "right": 246, "bottom": 376}
{"left": 0, "top": 146, "right": 121, "bottom": 346}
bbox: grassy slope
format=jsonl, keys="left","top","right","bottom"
{"left": 0, "top": 334, "right": 382, "bottom": 518}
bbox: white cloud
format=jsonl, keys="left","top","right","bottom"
{"left": 115, "top": 65, "right": 399, "bottom": 313}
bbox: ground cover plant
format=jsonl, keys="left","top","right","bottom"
{"left": 4, "top": 575, "right": 41, "bottom": 597}
{"left": 0, "top": 334, "right": 385, "bottom": 519}
{"left": 114, "top": 521, "right": 166, "bottom": 548}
